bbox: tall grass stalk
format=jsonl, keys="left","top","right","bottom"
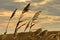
{"left": 17, "top": 23, "right": 27, "bottom": 30}
{"left": 24, "top": 20, "right": 31, "bottom": 31}
{"left": 9, "top": 9, "right": 17, "bottom": 20}
{"left": 22, "top": 3, "right": 30, "bottom": 14}
{"left": 32, "top": 11, "right": 41, "bottom": 21}
{"left": 4, "top": 8, "right": 17, "bottom": 35}
{"left": 14, "top": 2, "right": 31, "bottom": 31}
{"left": 29, "top": 20, "right": 35, "bottom": 32}
{"left": 24, "top": 11, "right": 41, "bottom": 31}
{"left": 13, "top": 3, "right": 31, "bottom": 40}
{"left": 29, "top": 11, "right": 42, "bottom": 30}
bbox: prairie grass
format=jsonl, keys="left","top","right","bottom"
{"left": 13, "top": 3, "right": 31, "bottom": 40}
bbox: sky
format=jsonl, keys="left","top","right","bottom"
{"left": 0, "top": 0, "right": 60, "bottom": 34}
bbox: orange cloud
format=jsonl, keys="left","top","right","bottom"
{"left": 14, "top": 0, "right": 30, "bottom": 2}
{"left": 39, "top": 14, "right": 60, "bottom": 24}
{"left": 0, "top": 10, "right": 22, "bottom": 17}
{"left": 39, "top": 0, "right": 52, "bottom": 5}
{"left": 0, "top": 10, "right": 60, "bottom": 32}
{"left": 0, "top": 21, "right": 15, "bottom": 28}
{"left": 0, "top": 11, "right": 12, "bottom": 16}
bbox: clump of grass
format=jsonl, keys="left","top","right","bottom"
{"left": 13, "top": 3, "right": 31, "bottom": 40}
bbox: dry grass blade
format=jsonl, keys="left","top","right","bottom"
{"left": 13, "top": 28, "right": 17, "bottom": 37}
{"left": 17, "top": 22, "right": 27, "bottom": 30}
{"left": 35, "top": 28, "right": 42, "bottom": 35}
{"left": 16, "top": 20, "right": 25, "bottom": 28}
{"left": 16, "top": 3, "right": 30, "bottom": 29}
{"left": 19, "top": 13, "right": 23, "bottom": 20}
{"left": 13, "top": 6, "right": 30, "bottom": 38}
{"left": 24, "top": 20, "right": 31, "bottom": 31}
{"left": 13, "top": 21, "right": 21, "bottom": 37}
{"left": 32, "top": 11, "right": 41, "bottom": 21}
{"left": 18, "top": 12, "right": 26, "bottom": 21}
{"left": 22, "top": 3, "right": 31, "bottom": 14}
{"left": 29, "top": 23, "right": 35, "bottom": 32}
{"left": 39, "top": 30, "right": 48, "bottom": 36}
{"left": 9, "top": 8, "right": 17, "bottom": 20}
{"left": 29, "top": 11, "right": 41, "bottom": 30}
{"left": 16, "top": 18, "right": 27, "bottom": 29}
{"left": 13, "top": 22, "right": 26, "bottom": 40}
{"left": 18, "top": 3, "right": 31, "bottom": 22}
{"left": 47, "top": 34, "right": 56, "bottom": 39}
{"left": 15, "top": 19, "right": 25, "bottom": 31}
{"left": 13, "top": 16, "right": 25, "bottom": 38}
{"left": 16, "top": 21, "right": 22, "bottom": 28}
{"left": 18, "top": 3, "right": 31, "bottom": 21}
{"left": 53, "top": 34, "right": 57, "bottom": 38}
{"left": 14, "top": 3, "right": 31, "bottom": 32}
{"left": 4, "top": 21, "right": 10, "bottom": 34}
{"left": 5, "top": 9, "right": 17, "bottom": 35}
{"left": 30, "top": 23, "right": 35, "bottom": 29}
{"left": 16, "top": 15, "right": 27, "bottom": 29}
